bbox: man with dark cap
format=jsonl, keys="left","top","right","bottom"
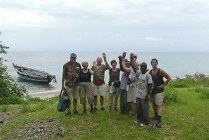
{"left": 62, "top": 53, "right": 81, "bottom": 115}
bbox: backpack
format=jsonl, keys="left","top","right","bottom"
{"left": 57, "top": 89, "right": 69, "bottom": 112}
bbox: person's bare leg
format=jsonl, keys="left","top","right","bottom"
{"left": 94, "top": 96, "right": 97, "bottom": 108}
{"left": 66, "top": 100, "right": 71, "bottom": 115}
{"left": 73, "top": 99, "right": 77, "bottom": 111}
{"left": 131, "top": 103, "right": 136, "bottom": 117}
{"left": 100, "top": 96, "right": 104, "bottom": 110}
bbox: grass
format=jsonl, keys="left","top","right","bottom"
{"left": 0, "top": 87, "right": 209, "bottom": 139}
{"left": 1, "top": 73, "right": 209, "bottom": 139}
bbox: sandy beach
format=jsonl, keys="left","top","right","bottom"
{"left": 29, "top": 90, "right": 60, "bottom": 99}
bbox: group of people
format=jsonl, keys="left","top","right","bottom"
{"left": 61, "top": 52, "right": 171, "bottom": 128}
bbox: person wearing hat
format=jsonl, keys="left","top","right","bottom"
{"left": 62, "top": 53, "right": 81, "bottom": 115}
{"left": 91, "top": 53, "right": 110, "bottom": 112}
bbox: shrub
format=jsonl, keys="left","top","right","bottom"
{"left": 0, "top": 34, "right": 27, "bottom": 105}
{"left": 164, "top": 88, "right": 179, "bottom": 104}
{"left": 194, "top": 87, "right": 209, "bottom": 99}
{"left": 169, "top": 77, "right": 195, "bottom": 88}
{"left": 169, "top": 73, "right": 209, "bottom": 88}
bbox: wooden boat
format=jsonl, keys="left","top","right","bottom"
{"left": 13, "top": 63, "right": 56, "bottom": 83}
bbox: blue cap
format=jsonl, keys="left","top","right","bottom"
{"left": 70, "top": 53, "right": 77, "bottom": 59}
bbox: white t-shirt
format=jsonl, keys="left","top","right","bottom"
{"left": 135, "top": 71, "right": 153, "bottom": 99}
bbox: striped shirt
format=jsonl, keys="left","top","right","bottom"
{"left": 93, "top": 64, "right": 107, "bottom": 80}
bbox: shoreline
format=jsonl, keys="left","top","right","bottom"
{"left": 29, "top": 90, "right": 60, "bottom": 99}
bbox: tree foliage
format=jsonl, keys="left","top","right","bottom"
{"left": 0, "top": 33, "right": 26, "bottom": 104}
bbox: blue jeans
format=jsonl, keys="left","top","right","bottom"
{"left": 120, "top": 89, "right": 128, "bottom": 114}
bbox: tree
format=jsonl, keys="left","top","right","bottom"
{"left": 0, "top": 32, "right": 26, "bottom": 104}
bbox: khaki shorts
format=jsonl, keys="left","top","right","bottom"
{"left": 79, "top": 82, "right": 93, "bottom": 104}
{"left": 127, "top": 86, "right": 137, "bottom": 103}
{"left": 150, "top": 92, "right": 164, "bottom": 105}
{"left": 93, "top": 84, "right": 106, "bottom": 96}
{"left": 66, "top": 86, "right": 79, "bottom": 100}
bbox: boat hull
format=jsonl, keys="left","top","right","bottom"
{"left": 13, "top": 63, "right": 56, "bottom": 83}
{"left": 17, "top": 74, "right": 50, "bottom": 83}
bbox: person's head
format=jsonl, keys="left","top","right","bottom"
{"left": 140, "top": 62, "right": 147, "bottom": 73}
{"left": 111, "top": 60, "right": 117, "bottom": 69}
{"left": 125, "top": 60, "right": 131, "bottom": 68}
{"left": 97, "top": 57, "right": 102, "bottom": 66}
{"left": 130, "top": 53, "right": 137, "bottom": 61}
{"left": 70, "top": 53, "right": 77, "bottom": 62}
{"left": 151, "top": 58, "right": 158, "bottom": 68}
{"left": 82, "top": 61, "right": 88, "bottom": 69}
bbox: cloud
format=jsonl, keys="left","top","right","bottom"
{"left": 1, "top": 0, "right": 209, "bottom": 30}
{"left": 0, "top": 8, "right": 55, "bottom": 29}
{"left": 1, "top": 0, "right": 209, "bottom": 52}
{"left": 74, "top": 36, "right": 83, "bottom": 41}
{"left": 144, "top": 37, "right": 164, "bottom": 41}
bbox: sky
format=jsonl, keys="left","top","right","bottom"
{"left": 0, "top": 0, "right": 209, "bottom": 52}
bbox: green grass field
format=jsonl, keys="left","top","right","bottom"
{"left": 0, "top": 86, "right": 209, "bottom": 140}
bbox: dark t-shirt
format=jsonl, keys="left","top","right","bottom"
{"left": 150, "top": 68, "right": 164, "bottom": 94}
{"left": 79, "top": 69, "right": 91, "bottom": 82}
{"left": 109, "top": 68, "right": 120, "bottom": 82}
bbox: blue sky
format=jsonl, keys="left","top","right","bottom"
{"left": 0, "top": 0, "right": 209, "bottom": 52}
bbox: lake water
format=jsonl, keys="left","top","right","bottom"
{"left": 3, "top": 51, "right": 209, "bottom": 94}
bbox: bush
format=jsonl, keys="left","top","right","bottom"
{"left": 169, "top": 77, "right": 195, "bottom": 88}
{"left": 169, "top": 73, "right": 209, "bottom": 88}
{"left": 194, "top": 87, "right": 209, "bottom": 99}
{"left": 164, "top": 88, "right": 179, "bottom": 104}
{"left": 0, "top": 34, "right": 27, "bottom": 105}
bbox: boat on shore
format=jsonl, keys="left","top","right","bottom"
{"left": 13, "top": 63, "right": 56, "bottom": 83}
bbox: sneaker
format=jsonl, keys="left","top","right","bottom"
{"left": 140, "top": 123, "right": 145, "bottom": 127}
{"left": 156, "top": 122, "right": 162, "bottom": 128}
{"left": 100, "top": 107, "right": 105, "bottom": 111}
{"left": 65, "top": 111, "right": 71, "bottom": 116}
{"left": 134, "top": 120, "right": 139, "bottom": 124}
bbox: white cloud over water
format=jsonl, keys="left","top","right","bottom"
{"left": 144, "top": 37, "right": 164, "bottom": 41}
{"left": 0, "top": 0, "right": 209, "bottom": 52}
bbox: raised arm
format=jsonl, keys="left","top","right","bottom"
{"left": 130, "top": 53, "right": 140, "bottom": 72}
{"left": 102, "top": 52, "right": 111, "bottom": 70}
{"left": 91, "top": 61, "right": 97, "bottom": 75}
{"left": 120, "top": 53, "right": 131, "bottom": 74}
